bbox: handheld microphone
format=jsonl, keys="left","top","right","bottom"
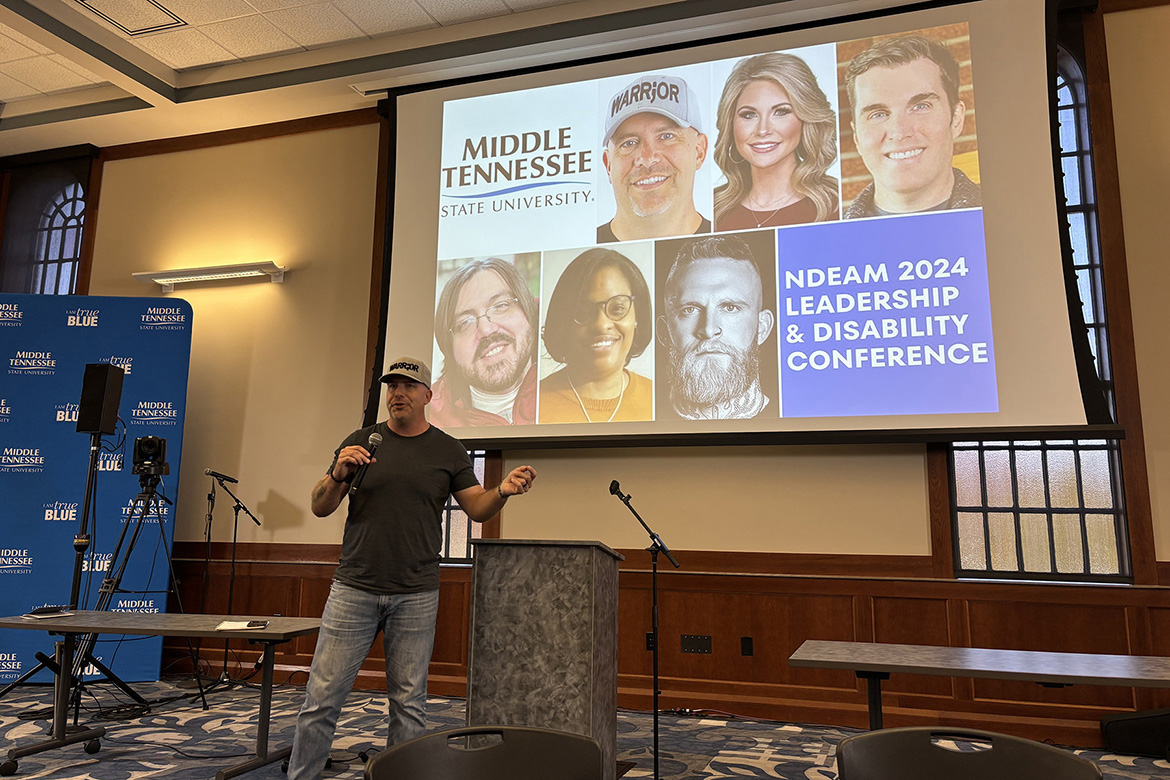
{"left": 349, "top": 432, "right": 383, "bottom": 496}
{"left": 205, "top": 468, "right": 238, "bottom": 484}
{"left": 609, "top": 480, "right": 626, "bottom": 500}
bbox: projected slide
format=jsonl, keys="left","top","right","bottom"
{"left": 429, "top": 22, "right": 997, "bottom": 428}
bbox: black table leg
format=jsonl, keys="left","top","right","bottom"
{"left": 5, "top": 634, "right": 106, "bottom": 772}
{"left": 857, "top": 671, "right": 890, "bottom": 730}
{"left": 216, "top": 642, "right": 289, "bottom": 780}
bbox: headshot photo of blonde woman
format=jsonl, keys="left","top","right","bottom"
{"left": 712, "top": 49, "right": 841, "bottom": 231}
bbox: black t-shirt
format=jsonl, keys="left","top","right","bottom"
{"left": 328, "top": 421, "right": 478, "bottom": 594}
{"left": 596, "top": 216, "right": 711, "bottom": 243}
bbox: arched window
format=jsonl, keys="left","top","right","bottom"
{"left": 30, "top": 181, "right": 86, "bottom": 295}
{"left": 948, "top": 46, "right": 1130, "bottom": 582}
{"left": 0, "top": 151, "right": 95, "bottom": 295}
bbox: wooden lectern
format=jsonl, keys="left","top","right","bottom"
{"left": 468, "top": 539, "right": 623, "bottom": 780}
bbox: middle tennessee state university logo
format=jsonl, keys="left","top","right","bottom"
{"left": 131, "top": 400, "right": 178, "bottom": 426}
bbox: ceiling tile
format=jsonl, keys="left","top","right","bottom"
{"left": 0, "top": 69, "right": 41, "bottom": 101}
{"left": 0, "top": 33, "right": 37, "bottom": 64}
{"left": 0, "top": 23, "right": 53, "bottom": 55}
{"left": 1, "top": 56, "right": 98, "bottom": 94}
{"left": 48, "top": 54, "right": 105, "bottom": 83}
{"left": 80, "top": 0, "right": 183, "bottom": 34}
{"left": 157, "top": 0, "right": 259, "bottom": 27}
{"left": 414, "top": 0, "right": 511, "bottom": 26}
{"left": 244, "top": 0, "right": 320, "bottom": 11}
{"left": 265, "top": 3, "right": 365, "bottom": 48}
{"left": 200, "top": 14, "right": 301, "bottom": 60}
{"left": 502, "top": 0, "right": 576, "bottom": 10}
{"left": 134, "top": 28, "right": 238, "bottom": 70}
{"left": 333, "top": 0, "right": 437, "bottom": 36}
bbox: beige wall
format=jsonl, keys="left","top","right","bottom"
{"left": 499, "top": 444, "right": 931, "bottom": 554}
{"left": 88, "top": 123, "right": 381, "bottom": 545}
{"left": 1105, "top": 7, "right": 1170, "bottom": 560}
{"left": 83, "top": 118, "right": 932, "bottom": 555}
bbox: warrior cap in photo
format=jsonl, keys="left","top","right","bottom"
{"left": 603, "top": 74, "right": 702, "bottom": 146}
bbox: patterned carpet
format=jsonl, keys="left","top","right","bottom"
{"left": 0, "top": 678, "right": 1169, "bottom": 779}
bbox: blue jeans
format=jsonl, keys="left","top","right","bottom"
{"left": 287, "top": 581, "right": 439, "bottom": 780}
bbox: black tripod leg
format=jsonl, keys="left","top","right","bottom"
{"left": 0, "top": 660, "right": 48, "bottom": 700}
{"left": 184, "top": 637, "right": 209, "bottom": 710}
{"left": 82, "top": 654, "right": 151, "bottom": 708}
{"left": 154, "top": 498, "right": 210, "bottom": 711}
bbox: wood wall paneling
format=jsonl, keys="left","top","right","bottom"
{"left": 161, "top": 543, "right": 1170, "bottom": 748}
{"left": 871, "top": 597, "right": 953, "bottom": 698}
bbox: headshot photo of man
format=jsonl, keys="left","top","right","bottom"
{"left": 430, "top": 256, "right": 539, "bottom": 427}
{"left": 598, "top": 73, "right": 712, "bottom": 243}
{"left": 655, "top": 233, "right": 778, "bottom": 420}
{"left": 842, "top": 31, "right": 982, "bottom": 218}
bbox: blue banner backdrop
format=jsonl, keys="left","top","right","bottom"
{"left": 0, "top": 293, "right": 192, "bottom": 684}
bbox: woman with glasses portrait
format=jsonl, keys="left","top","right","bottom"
{"left": 538, "top": 247, "right": 653, "bottom": 423}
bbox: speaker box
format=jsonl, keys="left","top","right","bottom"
{"left": 77, "top": 363, "right": 124, "bottom": 435}
{"left": 1101, "top": 708, "right": 1170, "bottom": 758}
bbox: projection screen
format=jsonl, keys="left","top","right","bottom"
{"left": 381, "top": 0, "right": 1107, "bottom": 447}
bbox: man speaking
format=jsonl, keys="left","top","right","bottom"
{"left": 288, "top": 357, "right": 536, "bottom": 779}
{"left": 598, "top": 74, "right": 711, "bottom": 243}
{"left": 843, "top": 33, "right": 981, "bottom": 218}
{"left": 658, "top": 235, "right": 776, "bottom": 419}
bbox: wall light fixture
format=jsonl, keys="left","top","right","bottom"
{"left": 133, "top": 261, "right": 287, "bottom": 292}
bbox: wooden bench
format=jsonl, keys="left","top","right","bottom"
{"left": 788, "top": 639, "right": 1170, "bottom": 730}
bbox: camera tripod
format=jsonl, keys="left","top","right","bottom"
{"left": 0, "top": 432, "right": 152, "bottom": 710}
{"left": 0, "top": 451, "right": 208, "bottom": 726}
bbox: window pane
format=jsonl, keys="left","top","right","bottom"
{"left": 42, "top": 264, "right": 58, "bottom": 294}
{"left": 988, "top": 513, "right": 1018, "bottom": 571}
{"left": 984, "top": 450, "right": 1012, "bottom": 507}
{"left": 1076, "top": 269, "right": 1094, "bottom": 325}
{"left": 957, "top": 512, "right": 986, "bottom": 569}
{"left": 1046, "top": 450, "right": 1079, "bottom": 508}
{"left": 64, "top": 226, "right": 81, "bottom": 257}
{"left": 54, "top": 264, "right": 71, "bottom": 294}
{"left": 954, "top": 450, "right": 981, "bottom": 506}
{"left": 1068, "top": 212, "right": 1088, "bottom": 266}
{"left": 446, "top": 508, "right": 470, "bottom": 558}
{"left": 1079, "top": 450, "right": 1113, "bottom": 509}
{"left": 1058, "top": 107, "right": 1077, "bottom": 149}
{"left": 47, "top": 233, "right": 63, "bottom": 261}
{"left": 1062, "top": 155, "right": 1082, "bottom": 205}
{"left": 1086, "top": 514, "right": 1120, "bottom": 574}
{"left": 1053, "top": 514, "right": 1085, "bottom": 573}
{"left": 1020, "top": 514, "right": 1052, "bottom": 572}
{"left": 1016, "top": 451, "right": 1045, "bottom": 506}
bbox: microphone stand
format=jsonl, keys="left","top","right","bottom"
{"left": 610, "top": 482, "right": 678, "bottom": 780}
{"left": 192, "top": 476, "right": 217, "bottom": 681}
{"left": 200, "top": 478, "right": 216, "bottom": 616}
{"left": 203, "top": 475, "right": 261, "bottom": 693}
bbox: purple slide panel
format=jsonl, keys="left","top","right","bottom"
{"left": 776, "top": 209, "right": 997, "bottom": 418}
